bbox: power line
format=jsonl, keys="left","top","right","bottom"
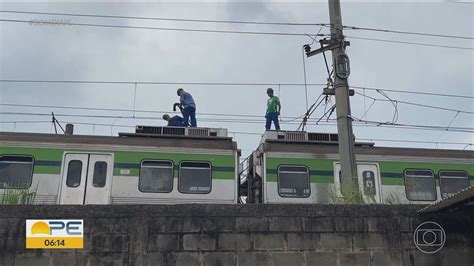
{"left": 1, "top": 17, "right": 472, "bottom": 50}
{"left": 2, "top": 10, "right": 473, "bottom": 40}
{"left": 350, "top": 117, "right": 474, "bottom": 132}
{"left": 357, "top": 138, "right": 473, "bottom": 146}
{"left": 346, "top": 35, "right": 474, "bottom": 51}
{"left": 0, "top": 10, "right": 327, "bottom": 26}
{"left": 343, "top": 25, "right": 474, "bottom": 40}
{"left": 0, "top": 79, "right": 326, "bottom": 86}
{"left": 0, "top": 18, "right": 325, "bottom": 37}
{"left": 0, "top": 110, "right": 317, "bottom": 123}
{"left": 11, "top": 92, "right": 473, "bottom": 131}
{"left": 0, "top": 102, "right": 305, "bottom": 120}
{"left": 351, "top": 85, "right": 474, "bottom": 99}
{"left": 0, "top": 120, "right": 51, "bottom": 124}
{"left": 1, "top": 111, "right": 473, "bottom": 132}
{"left": 354, "top": 91, "right": 474, "bottom": 115}
{"left": 448, "top": 0, "right": 474, "bottom": 4}
{"left": 2, "top": 120, "right": 472, "bottom": 147}
{"left": 1, "top": 79, "right": 472, "bottom": 99}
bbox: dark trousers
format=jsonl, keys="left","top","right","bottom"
{"left": 265, "top": 112, "right": 280, "bottom": 130}
{"left": 183, "top": 107, "right": 197, "bottom": 127}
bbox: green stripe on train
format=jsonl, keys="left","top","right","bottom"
{"left": 0, "top": 147, "right": 64, "bottom": 161}
{"left": 381, "top": 177, "right": 404, "bottom": 186}
{"left": 266, "top": 157, "right": 335, "bottom": 171}
{"left": 265, "top": 156, "right": 474, "bottom": 185}
{"left": 267, "top": 157, "right": 474, "bottom": 175}
{"left": 1, "top": 146, "right": 236, "bottom": 178}
{"left": 0, "top": 147, "right": 235, "bottom": 164}
{"left": 34, "top": 166, "right": 61, "bottom": 175}
{"left": 266, "top": 175, "right": 333, "bottom": 183}
{"left": 378, "top": 161, "right": 474, "bottom": 174}
{"left": 112, "top": 169, "right": 234, "bottom": 180}
{"left": 114, "top": 151, "right": 234, "bottom": 165}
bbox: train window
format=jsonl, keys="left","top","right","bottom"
{"left": 0, "top": 155, "right": 34, "bottom": 188}
{"left": 278, "top": 165, "right": 310, "bottom": 198}
{"left": 404, "top": 169, "right": 436, "bottom": 201}
{"left": 92, "top": 161, "right": 107, "bottom": 188}
{"left": 179, "top": 161, "right": 211, "bottom": 194}
{"left": 139, "top": 160, "right": 173, "bottom": 193}
{"left": 66, "top": 160, "right": 83, "bottom": 188}
{"left": 362, "top": 171, "right": 376, "bottom": 197}
{"left": 439, "top": 170, "right": 469, "bottom": 199}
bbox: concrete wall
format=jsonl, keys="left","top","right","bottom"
{"left": 0, "top": 204, "right": 473, "bottom": 266}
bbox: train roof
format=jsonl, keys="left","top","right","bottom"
{"left": 257, "top": 131, "right": 473, "bottom": 159}
{"left": 0, "top": 131, "right": 238, "bottom": 151}
{"left": 258, "top": 141, "right": 473, "bottom": 158}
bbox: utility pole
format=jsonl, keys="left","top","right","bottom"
{"left": 328, "top": 0, "right": 358, "bottom": 194}
{"left": 303, "top": 0, "right": 359, "bottom": 196}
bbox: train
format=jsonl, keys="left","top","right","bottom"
{"left": 0, "top": 126, "right": 472, "bottom": 205}
{"left": 243, "top": 131, "right": 473, "bottom": 204}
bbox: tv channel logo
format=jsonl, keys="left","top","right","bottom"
{"left": 413, "top": 221, "right": 446, "bottom": 254}
{"left": 26, "top": 219, "right": 84, "bottom": 249}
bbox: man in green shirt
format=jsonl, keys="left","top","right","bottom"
{"left": 265, "top": 88, "right": 281, "bottom": 130}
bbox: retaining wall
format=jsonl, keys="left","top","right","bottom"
{"left": 0, "top": 204, "right": 473, "bottom": 266}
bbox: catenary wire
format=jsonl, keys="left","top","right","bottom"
{"left": 1, "top": 111, "right": 473, "bottom": 133}
{"left": 0, "top": 18, "right": 471, "bottom": 50}
{"left": 2, "top": 120, "right": 472, "bottom": 147}
{"left": 343, "top": 25, "right": 474, "bottom": 40}
{"left": 0, "top": 10, "right": 328, "bottom": 26}
{"left": 3, "top": 89, "right": 473, "bottom": 116}
{"left": 354, "top": 92, "right": 474, "bottom": 115}
{"left": 0, "top": 18, "right": 325, "bottom": 37}
{"left": 1, "top": 80, "right": 472, "bottom": 99}
{"left": 2, "top": 10, "right": 473, "bottom": 40}
{"left": 0, "top": 102, "right": 307, "bottom": 120}
{"left": 346, "top": 35, "right": 474, "bottom": 51}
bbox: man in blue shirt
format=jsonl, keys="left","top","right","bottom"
{"left": 163, "top": 114, "right": 184, "bottom": 127}
{"left": 176, "top": 88, "right": 197, "bottom": 127}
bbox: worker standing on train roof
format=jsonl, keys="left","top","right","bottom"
{"left": 265, "top": 88, "right": 281, "bottom": 130}
{"left": 162, "top": 114, "right": 184, "bottom": 127}
{"left": 176, "top": 88, "right": 197, "bottom": 127}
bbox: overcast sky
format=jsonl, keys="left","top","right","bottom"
{"left": 0, "top": 0, "right": 473, "bottom": 157}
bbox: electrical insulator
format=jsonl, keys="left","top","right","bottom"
{"left": 303, "top": 44, "right": 311, "bottom": 54}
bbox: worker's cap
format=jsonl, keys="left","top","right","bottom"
{"left": 162, "top": 114, "right": 170, "bottom": 120}
{"left": 266, "top": 88, "right": 273, "bottom": 93}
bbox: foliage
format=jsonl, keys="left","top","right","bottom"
{"left": 329, "top": 184, "right": 370, "bottom": 204}
{"left": 329, "top": 183, "right": 367, "bottom": 204}
{"left": 0, "top": 183, "right": 37, "bottom": 205}
{"left": 384, "top": 192, "right": 401, "bottom": 204}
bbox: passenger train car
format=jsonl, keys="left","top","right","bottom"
{"left": 243, "top": 131, "right": 474, "bottom": 204}
{"left": 0, "top": 127, "right": 239, "bottom": 204}
{"left": 1, "top": 127, "right": 472, "bottom": 205}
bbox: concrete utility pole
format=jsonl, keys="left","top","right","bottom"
{"left": 328, "top": 0, "right": 359, "bottom": 194}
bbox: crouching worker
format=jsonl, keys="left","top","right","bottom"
{"left": 163, "top": 114, "right": 184, "bottom": 127}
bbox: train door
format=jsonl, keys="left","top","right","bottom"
{"left": 59, "top": 153, "right": 113, "bottom": 204}
{"left": 334, "top": 163, "right": 382, "bottom": 203}
{"left": 357, "top": 164, "right": 382, "bottom": 203}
